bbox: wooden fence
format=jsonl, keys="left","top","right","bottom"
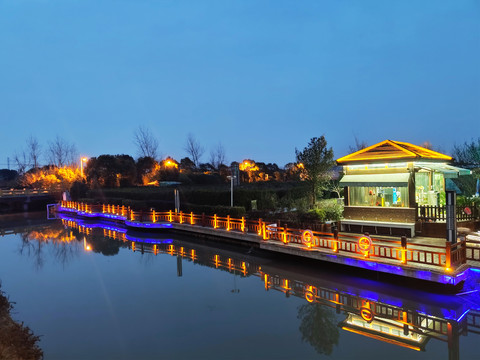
{"left": 417, "top": 205, "right": 479, "bottom": 222}
{"left": 59, "top": 201, "right": 467, "bottom": 272}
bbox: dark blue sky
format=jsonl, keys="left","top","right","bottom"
{"left": 1, "top": 0, "right": 479, "bottom": 167}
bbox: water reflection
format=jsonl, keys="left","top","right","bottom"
{"left": 3, "top": 214, "right": 480, "bottom": 359}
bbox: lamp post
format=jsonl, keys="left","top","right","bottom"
{"left": 80, "top": 157, "right": 88, "bottom": 177}
{"left": 227, "top": 175, "right": 236, "bottom": 207}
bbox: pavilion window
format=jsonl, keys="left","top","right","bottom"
{"left": 349, "top": 186, "right": 408, "bottom": 207}
{"left": 415, "top": 171, "right": 446, "bottom": 206}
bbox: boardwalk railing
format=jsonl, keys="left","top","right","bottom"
{"left": 0, "top": 188, "right": 52, "bottom": 197}
{"left": 417, "top": 205, "right": 479, "bottom": 222}
{"left": 59, "top": 201, "right": 467, "bottom": 273}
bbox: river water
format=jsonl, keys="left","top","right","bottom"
{"left": 1, "top": 213, "right": 480, "bottom": 360}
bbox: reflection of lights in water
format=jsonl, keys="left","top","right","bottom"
{"left": 83, "top": 238, "right": 92, "bottom": 251}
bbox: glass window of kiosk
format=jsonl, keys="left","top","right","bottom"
{"left": 349, "top": 186, "right": 408, "bottom": 207}
{"left": 415, "top": 171, "right": 446, "bottom": 206}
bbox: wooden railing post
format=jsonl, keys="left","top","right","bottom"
{"left": 445, "top": 241, "right": 452, "bottom": 271}
{"left": 241, "top": 217, "right": 245, "bottom": 232}
{"left": 190, "top": 212, "right": 194, "bottom": 225}
{"left": 283, "top": 225, "right": 288, "bottom": 244}
{"left": 227, "top": 215, "right": 230, "bottom": 231}
{"left": 333, "top": 229, "right": 339, "bottom": 252}
{"left": 401, "top": 235, "right": 407, "bottom": 264}
{"left": 258, "top": 218, "right": 263, "bottom": 236}
{"left": 202, "top": 213, "right": 206, "bottom": 227}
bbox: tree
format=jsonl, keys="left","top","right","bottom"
{"left": 184, "top": 133, "right": 204, "bottom": 168}
{"left": 179, "top": 157, "right": 195, "bottom": 173}
{"left": 453, "top": 138, "right": 480, "bottom": 168}
{"left": 27, "top": 136, "right": 41, "bottom": 169}
{"left": 47, "top": 135, "right": 77, "bottom": 167}
{"left": 13, "top": 150, "right": 28, "bottom": 175}
{"left": 12, "top": 136, "right": 42, "bottom": 174}
{"left": 297, "top": 303, "right": 339, "bottom": 355}
{"left": 452, "top": 139, "right": 480, "bottom": 196}
{"left": 86, "top": 154, "right": 136, "bottom": 188}
{"left": 295, "top": 136, "right": 335, "bottom": 206}
{"left": 209, "top": 142, "right": 226, "bottom": 170}
{"left": 134, "top": 125, "right": 159, "bottom": 159}
{"left": 348, "top": 135, "right": 368, "bottom": 153}
{"left": 136, "top": 156, "right": 158, "bottom": 185}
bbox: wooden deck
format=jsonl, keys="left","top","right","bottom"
{"left": 56, "top": 201, "right": 472, "bottom": 288}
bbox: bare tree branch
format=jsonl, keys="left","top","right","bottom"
{"left": 14, "top": 151, "right": 28, "bottom": 175}
{"left": 348, "top": 135, "right": 368, "bottom": 153}
{"left": 47, "top": 135, "right": 78, "bottom": 167}
{"left": 27, "top": 136, "right": 41, "bottom": 169}
{"left": 184, "top": 133, "right": 204, "bottom": 168}
{"left": 134, "top": 125, "right": 159, "bottom": 159}
{"left": 209, "top": 142, "right": 226, "bottom": 170}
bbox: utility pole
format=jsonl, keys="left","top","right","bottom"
{"left": 227, "top": 175, "right": 236, "bottom": 207}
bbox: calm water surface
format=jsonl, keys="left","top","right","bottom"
{"left": 1, "top": 213, "right": 480, "bottom": 360}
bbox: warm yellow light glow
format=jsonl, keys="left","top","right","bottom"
{"left": 302, "top": 230, "right": 314, "bottom": 248}
{"left": 360, "top": 307, "right": 374, "bottom": 322}
{"left": 337, "top": 139, "right": 452, "bottom": 164}
{"left": 340, "top": 327, "right": 421, "bottom": 352}
{"left": 83, "top": 238, "right": 92, "bottom": 251}
{"left": 162, "top": 157, "right": 179, "bottom": 169}
{"left": 239, "top": 160, "right": 259, "bottom": 172}
{"left": 358, "top": 236, "right": 372, "bottom": 253}
{"left": 305, "top": 286, "right": 315, "bottom": 303}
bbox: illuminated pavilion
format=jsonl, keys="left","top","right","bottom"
{"left": 336, "top": 140, "right": 472, "bottom": 237}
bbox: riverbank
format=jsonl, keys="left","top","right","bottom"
{"left": 0, "top": 287, "right": 43, "bottom": 360}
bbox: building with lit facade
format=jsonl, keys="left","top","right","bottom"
{"left": 337, "top": 140, "right": 472, "bottom": 237}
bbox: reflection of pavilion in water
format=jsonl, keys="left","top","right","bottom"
{"left": 30, "top": 216, "right": 480, "bottom": 358}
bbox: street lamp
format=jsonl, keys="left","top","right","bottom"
{"left": 227, "top": 175, "right": 236, "bottom": 207}
{"left": 80, "top": 157, "right": 88, "bottom": 177}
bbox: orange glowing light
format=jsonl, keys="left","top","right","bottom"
{"left": 358, "top": 236, "right": 372, "bottom": 253}
{"left": 360, "top": 307, "right": 374, "bottom": 322}
{"left": 302, "top": 230, "right": 314, "bottom": 247}
{"left": 239, "top": 160, "right": 259, "bottom": 172}
{"left": 305, "top": 286, "right": 315, "bottom": 303}
{"left": 162, "top": 157, "right": 179, "bottom": 169}
{"left": 83, "top": 238, "right": 92, "bottom": 251}
{"left": 336, "top": 139, "right": 452, "bottom": 164}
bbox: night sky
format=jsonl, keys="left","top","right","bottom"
{"left": 1, "top": 0, "right": 478, "bottom": 167}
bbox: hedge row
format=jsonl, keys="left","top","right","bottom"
{"left": 85, "top": 183, "right": 309, "bottom": 211}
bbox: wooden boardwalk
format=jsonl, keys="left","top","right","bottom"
{"left": 56, "top": 201, "right": 472, "bottom": 288}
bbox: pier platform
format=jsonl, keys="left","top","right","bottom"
{"left": 55, "top": 201, "right": 475, "bottom": 289}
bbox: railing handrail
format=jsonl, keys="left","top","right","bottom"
{"left": 59, "top": 201, "right": 468, "bottom": 272}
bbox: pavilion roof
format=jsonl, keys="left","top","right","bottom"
{"left": 336, "top": 140, "right": 452, "bottom": 164}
